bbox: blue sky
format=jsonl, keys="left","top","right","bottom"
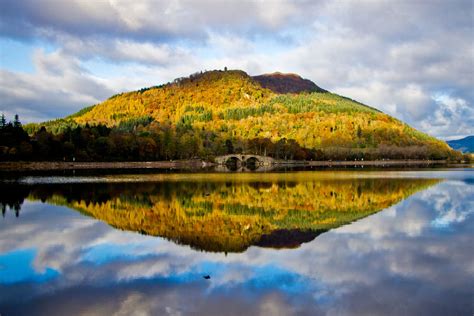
{"left": 0, "top": 0, "right": 473, "bottom": 139}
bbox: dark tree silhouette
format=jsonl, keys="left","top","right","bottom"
{"left": 0, "top": 114, "right": 6, "bottom": 128}
{"left": 13, "top": 114, "right": 21, "bottom": 128}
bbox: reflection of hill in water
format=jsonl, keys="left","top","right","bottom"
{"left": 14, "top": 173, "right": 439, "bottom": 252}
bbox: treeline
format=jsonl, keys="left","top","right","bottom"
{"left": 1, "top": 114, "right": 469, "bottom": 162}
{"left": 0, "top": 114, "right": 315, "bottom": 161}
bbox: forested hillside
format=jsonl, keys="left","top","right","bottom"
{"left": 2, "top": 69, "right": 463, "bottom": 161}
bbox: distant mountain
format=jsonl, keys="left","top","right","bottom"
{"left": 24, "top": 69, "right": 458, "bottom": 161}
{"left": 252, "top": 72, "right": 327, "bottom": 94}
{"left": 447, "top": 136, "right": 474, "bottom": 153}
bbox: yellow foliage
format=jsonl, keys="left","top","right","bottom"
{"left": 71, "top": 70, "right": 452, "bottom": 155}
{"left": 31, "top": 172, "right": 440, "bottom": 252}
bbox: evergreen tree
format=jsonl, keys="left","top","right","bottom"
{"left": 13, "top": 114, "right": 21, "bottom": 128}
{"left": 0, "top": 114, "right": 5, "bottom": 128}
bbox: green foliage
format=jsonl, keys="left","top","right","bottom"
{"left": 223, "top": 104, "right": 276, "bottom": 120}
{"left": 270, "top": 93, "right": 378, "bottom": 114}
{"left": 67, "top": 105, "right": 96, "bottom": 119}
{"left": 117, "top": 116, "right": 153, "bottom": 131}
{"left": 23, "top": 118, "right": 79, "bottom": 135}
{"left": 224, "top": 203, "right": 277, "bottom": 217}
{"left": 138, "top": 84, "right": 165, "bottom": 94}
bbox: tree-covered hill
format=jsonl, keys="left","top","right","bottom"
{"left": 3, "top": 69, "right": 463, "bottom": 161}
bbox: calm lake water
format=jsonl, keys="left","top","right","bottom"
{"left": 0, "top": 169, "right": 473, "bottom": 315}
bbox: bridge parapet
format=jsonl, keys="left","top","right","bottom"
{"left": 215, "top": 154, "right": 274, "bottom": 166}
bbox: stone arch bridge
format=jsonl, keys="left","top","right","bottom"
{"left": 215, "top": 154, "right": 274, "bottom": 166}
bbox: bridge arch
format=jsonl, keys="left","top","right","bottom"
{"left": 244, "top": 156, "right": 261, "bottom": 165}
{"left": 225, "top": 156, "right": 242, "bottom": 165}
{"left": 215, "top": 154, "right": 273, "bottom": 166}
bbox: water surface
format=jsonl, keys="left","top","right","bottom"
{"left": 1, "top": 169, "right": 473, "bottom": 315}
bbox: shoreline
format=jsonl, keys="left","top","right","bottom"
{"left": 0, "top": 160, "right": 206, "bottom": 171}
{"left": 306, "top": 159, "right": 454, "bottom": 167}
{"left": 0, "top": 159, "right": 470, "bottom": 171}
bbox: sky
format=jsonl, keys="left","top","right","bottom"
{"left": 0, "top": 0, "right": 473, "bottom": 140}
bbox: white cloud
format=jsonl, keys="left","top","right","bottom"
{"left": 420, "top": 94, "right": 474, "bottom": 139}
{"left": 0, "top": 0, "right": 472, "bottom": 137}
{"left": 0, "top": 49, "right": 114, "bottom": 121}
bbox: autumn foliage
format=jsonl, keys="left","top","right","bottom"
{"left": 13, "top": 69, "right": 461, "bottom": 161}
{"left": 17, "top": 173, "right": 440, "bottom": 252}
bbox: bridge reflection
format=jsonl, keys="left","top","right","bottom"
{"left": 214, "top": 164, "right": 277, "bottom": 172}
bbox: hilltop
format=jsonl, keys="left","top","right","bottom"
{"left": 252, "top": 72, "right": 327, "bottom": 94}
{"left": 8, "top": 69, "right": 462, "bottom": 162}
{"left": 447, "top": 136, "right": 474, "bottom": 153}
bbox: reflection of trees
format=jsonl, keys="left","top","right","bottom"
{"left": 23, "top": 174, "right": 440, "bottom": 252}
{"left": 0, "top": 184, "right": 30, "bottom": 217}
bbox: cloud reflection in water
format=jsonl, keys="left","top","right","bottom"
{"left": 0, "top": 172, "right": 472, "bottom": 315}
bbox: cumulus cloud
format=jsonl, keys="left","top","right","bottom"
{"left": 0, "top": 49, "right": 114, "bottom": 121}
{"left": 0, "top": 0, "right": 315, "bottom": 41}
{"left": 420, "top": 94, "right": 474, "bottom": 139}
{"left": 0, "top": 0, "right": 472, "bottom": 138}
{"left": 57, "top": 36, "right": 192, "bottom": 66}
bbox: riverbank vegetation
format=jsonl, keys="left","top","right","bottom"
{"left": 1, "top": 114, "right": 467, "bottom": 162}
